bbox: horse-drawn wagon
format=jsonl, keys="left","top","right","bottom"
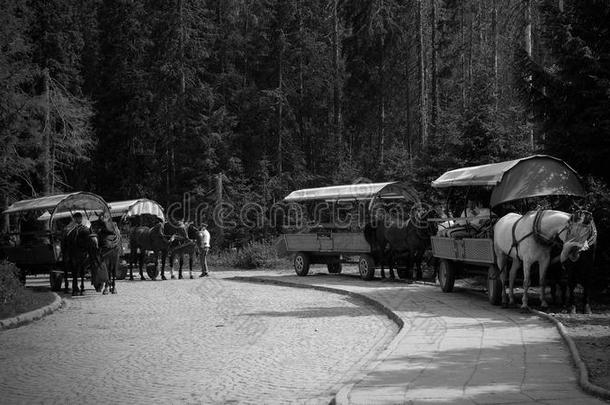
{"left": 1, "top": 192, "right": 112, "bottom": 288}
{"left": 106, "top": 199, "right": 165, "bottom": 279}
{"left": 281, "top": 182, "right": 425, "bottom": 280}
{"left": 429, "top": 155, "right": 588, "bottom": 305}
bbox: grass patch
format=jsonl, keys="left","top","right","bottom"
{"left": 0, "top": 289, "right": 55, "bottom": 320}
{"left": 209, "top": 241, "right": 289, "bottom": 269}
{"left": 0, "top": 260, "right": 56, "bottom": 320}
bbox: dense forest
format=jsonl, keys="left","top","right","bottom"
{"left": 1, "top": 0, "right": 609, "bottom": 249}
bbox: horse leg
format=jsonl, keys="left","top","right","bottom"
{"left": 415, "top": 251, "right": 423, "bottom": 280}
{"left": 189, "top": 254, "right": 194, "bottom": 279}
{"left": 161, "top": 251, "right": 167, "bottom": 280}
{"left": 508, "top": 258, "right": 521, "bottom": 307}
{"left": 583, "top": 280, "right": 592, "bottom": 315}
{"left": 129, "top": 250, "right": 135, "bottom": 281}
{"left": 111, "top": 258, "right": 117, "bottom": 294}
{"left": 388, "top": 252, "right": 395, "bottom": 280}
{"left": 521, "top": 260, "right": 533, "bottom": 312}
{"left": 567, "top": 273, "right": 577, "bottom": 314}
{"left": 496, "top": 254, "right": 509, "bottom": 307}
{"left": 79, "top": 267, "right": 85, "bottom": 296}
{"left": 538, "top": 256, "right": 551, "bottom": 310}
{"left": 178, "top": 255, "right": 184, "bottom": 279}
{"left": 64, "top": 262, "right": 70, "bottom": 293}
{"left": 139, "top": 249, "right": 146, "bottom": 280}
{"left": 72, "top": 265, "right": 79, "bottom": 296}
{"left": 169, "top": 253, "right": 175, "bottom": 279}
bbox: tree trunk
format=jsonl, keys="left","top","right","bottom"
{"left": 405, "top": 38, "right": 412, "bottom": 159}
{"left": 332, "top": 0, "right": 342, "bottom": 148}
{"left": 492, "top": 0, "right": 498, "bottom": 112}
{"left": 525, "top": 0, "right": 534, "bottom": 150}
{"left": 468, "top": 0, "right": 474, "bottom": 99}
{"left": 430, "top": 0, "right": 438, "bottom": 139}
{"left": 418, "top": 0, "right": 428, "bottom": 147}
{"left": 378, "top": 36, "right": 385, "bottom": 164}
{"left": 42, "top": 67, "right": 51, "bottom": 195}
{"left": 297, "top": 0, "right": 307, "bottom": 168}
{"left": 461, "top": 2, "right": 466, "bottom": 110}
{"left": 277, "top": 30, "right": 284, "bottom": 174}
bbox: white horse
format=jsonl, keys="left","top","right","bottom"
{"left": 493, "top": 209, "right": 596, "bottom": 311}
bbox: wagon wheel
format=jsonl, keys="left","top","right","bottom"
{"left": 146, "top": 264, "right": 159, "bottom": 280}
{"left": 487, "top": 264, "right": 503, "bottom": 305}
{"left": 327, "top": 262, "right": 342, "bottom": 274}
{"left": 294, "top": 252, "right": 310, "bottom": 277}
{"left": 437, "top": 259, "right": 456, "bottom": 292}
{"left": 358, "top": 255, "right": 376, "bottom": 281}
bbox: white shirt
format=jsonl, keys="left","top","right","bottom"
{"left": 202, "top": 229, "right": 211, "bottom": 248}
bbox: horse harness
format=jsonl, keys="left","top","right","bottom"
{"left": 508, "top": 210, "right": 569, "bottom": 260}
{"left": 168, "top": 237, "right": 196, "bottom": 255}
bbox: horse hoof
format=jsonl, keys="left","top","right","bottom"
{"left": 190, "top": 275, "right": 194, "bottom": 279}
{"left": 103, "top": 290, "right": 108, "bottom": 295}
{"left": 178, "top": 275, "right": 183, "bottom": 280}
{"left": 140, "top": 277, "right": 146, "bottom": 281}
{"left": 171, "top": 275, "right": 175, "bottom": 279}
{"left": 112, "top": 290, "right": 117, "bottom": 294}
{"left": 79, "top": 290, "right": 84, "bottom": 296}
{"left": 129, "top": 277, "right": 134, "bottom": 281}
{"left": 72, "top": 290, "right": 78, "bottom": 296}
{"left": 161, "top": 276, "right": 167, "bottom": 280}
{"left": 520, "top": 306, "right": 531, "bottom": 314}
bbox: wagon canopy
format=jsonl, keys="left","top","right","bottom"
{"left": 4, "top": 192, "right": 110, "bottom": 217}
{"left": 284, "top": 182, "right": 414, "bottom": 202}
{"left": 108, "top": 199, "right": 165, "bottom": 222}
{"left": 431, "top": 155, "right": 585, "bottom": 207}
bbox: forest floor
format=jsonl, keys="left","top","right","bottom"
{"left": 551, "top": 309, "right": 610, "bottom": 391}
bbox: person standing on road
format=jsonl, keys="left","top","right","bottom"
{"left": 199, "top": 223, "right": 211, "bottom": 277}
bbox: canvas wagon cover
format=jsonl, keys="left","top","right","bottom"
{"left": 284, "top": 182, "right": 395, "bottom": 202}
{"left": 109, "top": 199, "right": 165, "bottom": 221}
{"left": 4, "top": 192, "right": 110, "bottom": 215}
{"left": 431, "top": 155, "right": 585, "bottom": 207}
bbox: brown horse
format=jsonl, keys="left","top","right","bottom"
{"left": 91, "top": 218, "right": 122, "bottom": 294}
{"left": 128, "top": 222, "right": 187, "bottom": 280}
{"left": 167, "top": 224, "right": 206, "bottom": 279}
{"left": 364, "top": 208, "right": 438, "bottom": 280}
{"left": 62, "top": 225, "right": 106, "bottom": 295}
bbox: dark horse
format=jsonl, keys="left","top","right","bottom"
{"left": 62, "top": 225, "right": 106, "bottom": 295}
{"left": 167, "top": 224, "right": 206, "bottom": 279}
{"left": 129, "top": 222, "right": 187, "bottom": 280}
{"left": 549, "top": 210, "right": 598, "bottom": 314}
{"left": 364, "top": 207, "right": 438, "bottom": 280}
{"left": 91, "top": 218, "right": 122, "bottom": 294}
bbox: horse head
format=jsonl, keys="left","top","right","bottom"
{"left": 187, "top": 224, "right": 205, "bottom": 249}
{"left": 560, "top": 210, "right": 597, "bottom": 264}
{"left": 410, "top": 204, "right": 440, "bottom": 237}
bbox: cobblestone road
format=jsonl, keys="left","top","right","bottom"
{"left": 0, "top": 275, "right": 397, "bottom": 404}
{"left": 237, "top": 266, "right": 607, "bottom": 404}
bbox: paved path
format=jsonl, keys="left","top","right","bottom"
{"left": 235, "top": 267, "right": 607, "bottom": 405}
{"left": 0, "top": 275, "right": 396, "bottom": 404}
